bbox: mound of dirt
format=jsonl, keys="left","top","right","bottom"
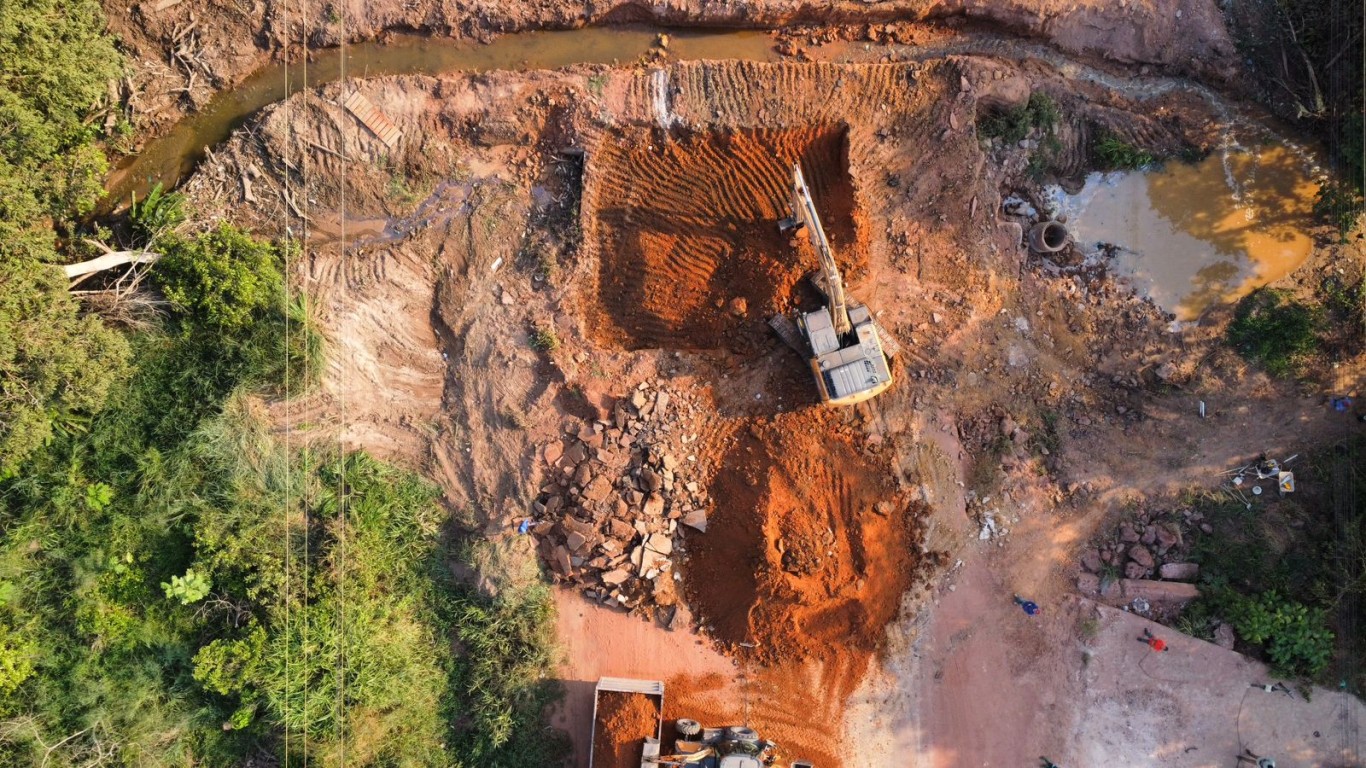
{"left": 682, "top": 409, "right": 926, "bottom": 665}
{"left": 592, "top": 691, "right": 661, "bottom": 768}
{"left": 586, "top": 125, "right": 865, "bottom": 352}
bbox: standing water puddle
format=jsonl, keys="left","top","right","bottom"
{"left": 103, "top": 27, "right": 778, "bottom": 210}
{"left": 1047, "top": 146, "right": 1321, "bottom": 320}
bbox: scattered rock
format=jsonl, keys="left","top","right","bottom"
{"left": 1081, "top": 549, "right": 1103, "bottom": 573}
{"left": 1214, "top": 622, "right": 1235, "bottom": 649}
{"left": 543, "top": 442, "right": 563, "bottom": 465}
{"left": 1124, "top": 561, "right": 1149, "bottom": 579}
{"left": 642, "top": 494, "right": 665, "bottom": 518}
{"left": 681, "top": 509, "right": 708, "bottom": 532}
{"left": 527, "top": 386, "right": 707, "bottom": 614}
{"left": 728, "top": 297, "right": 748, "bottom": 317}
{"left": 1128, "top": 545, "right": 1155, "bottom": 569}
{"left": 1119, "top": 523, "right": 1140, "bottom": 543}
{"left": 1154, "top": 524, "right": 1180, "bottom": 553}
{"left": 640, "top": 466, "right": 662, "bottom": 493}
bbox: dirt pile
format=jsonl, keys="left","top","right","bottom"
{"left": 682, "top": 409, "right": 930, "bottom": 664}
{"left": 531, "top": 380, "right": 710, "bottom": 619}
{"left": 586, "top": 125, "right": 864, "bottom": 353}
{"left": 592, "top": 691, "right": 661, "bottom": 768}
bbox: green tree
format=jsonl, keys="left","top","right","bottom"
{"left": 155, "top": 224, "right": 287, "bottom": 330}
{"left": 0, "top": 256, "right": 130, "bottom": 478}
{"left": 0, "top": 0, "right": 130, "bottom": 478}
{"left": 0, "top": 0, "right": 123, "bottom": 224}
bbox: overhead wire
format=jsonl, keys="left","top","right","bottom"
{"left": 334, "top": 5, "right": 349, "bottom": 764}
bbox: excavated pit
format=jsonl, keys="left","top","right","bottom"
{"left": 585, "top": 125, "right": 865, "bottom": 352}
{"left": 682, "top": 409, "right": 927, "bottom": 666}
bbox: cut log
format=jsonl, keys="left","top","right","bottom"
{"left": 63, "top": 251, "right": 160, "bottom": 280}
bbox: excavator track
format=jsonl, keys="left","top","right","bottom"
{"left": 768, "top": 314, "right": 810, "bottom": 356}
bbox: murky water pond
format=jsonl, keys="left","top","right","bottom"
{"left": 103, "top": 27, "right": 778, "bottom": 211}
{"left": 1047, "top": 146, "right": 1322, "bottom": 320}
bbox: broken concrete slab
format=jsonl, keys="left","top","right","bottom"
{"left": 645, "top": 533, "right": 673, "bottom": 556}
{"left": 681, "top": 508, "right": 708, "bottom": 532}
{"left": 1120, "top": 578, "right": 1199, "bottom": 603}
{"left": 1158, "top": 562, "right": 1199, "bottom": 581}
{"left": 642, "top": 494, "right": 665, "bottom": 518}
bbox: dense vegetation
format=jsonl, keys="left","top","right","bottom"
{"left": 0, "top": 1, "right": 565, "bottom": 764}
{"left": 1226, "top": 288, "right": 1321, "bottom": 377}
{"left": 1178, "top": 439, "right": 1365, "bottom": 684}
{"left": 0, "top": 0, "right": 130, "bottom": 478}
{"left": 1249, "top": 0, "right": 1365, "bottom": 230}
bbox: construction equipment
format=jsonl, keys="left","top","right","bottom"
{"left": 650, "top": 720, "right": 814, "bottom": 768}
{"left": 769, "top": 164, "right": 896, "bottom": 406}
{"left": 591, "top": 678, "right": 665, "bottom": 768}
{"left": 589, "top": 678, "right": 814, "bottom": 768}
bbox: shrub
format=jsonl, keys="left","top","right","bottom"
{"left": 979, "top": 92, "right": 1060, "bottom": 143}
{"left": 1225, "top": 590, "right": 1334, "bottom": 677}
{"left": 1092, "top": 132, "right": 1155, "bottom": 170}
{"left": 1226, "top": 288, "right": 1320, "bottom": 376}
{"left": 1313, "top": 180, "right": 1364, "bottom": 236}
{"left": 0, "top": 255, "right": 131, "bottom": 478}
{"left": 128, "top": 182, "right": 187, "bottom": 247}
{"left": 0, "top": 623, "right": 35, "bottom": 696}
{"left": 529, "top": 326, "right": 560, "bottom": 352}
{"left": 161, "top": 567, "right": 211, "bottom": 604}
{"left": 155, "top": 224, "right": 286, "bottom": 330}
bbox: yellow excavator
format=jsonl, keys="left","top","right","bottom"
{"left": 769, "top": 164, "right": 898, "bottom": 406}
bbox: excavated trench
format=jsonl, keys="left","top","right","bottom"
{"left": 585, "top": 125, "right": 862, "bottom": 352}
{"left": 576, "top": 111, "right": 924, "bottom": 666}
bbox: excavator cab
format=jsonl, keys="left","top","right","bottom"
{"left": 769, "top": 163, "right": 897, "bottom": 406}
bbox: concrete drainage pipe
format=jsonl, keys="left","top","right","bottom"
{"left": 1028, "top": 220, "right": 1070, "bottom": 253}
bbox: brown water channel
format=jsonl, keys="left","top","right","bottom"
{"left": 1048, "top": 146, "right": 1322, "bottom": 320}
{"left": 103, "top": 27, "right": 778, "bottom": 211}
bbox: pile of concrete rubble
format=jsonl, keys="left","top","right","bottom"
{"left": 529, "top": 382, "right": 709, "bottom": 619}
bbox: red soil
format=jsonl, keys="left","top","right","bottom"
{"left": 592, "top": 691, "right": 661, "bottom": 768}
{"left": 586, "top": 125, "right": 866, "bottom": 353}
{"left": 682, "top": 408, "right": 928, "bottom": 665}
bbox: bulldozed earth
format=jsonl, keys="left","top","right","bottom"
{"left": 166, "top": 10, "right": 1366, "bottom": 767}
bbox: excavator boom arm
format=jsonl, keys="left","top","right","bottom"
{"left": 785, "top": 164, "right": 851, "bottom": 336}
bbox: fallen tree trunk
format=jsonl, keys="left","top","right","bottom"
{"left": 62, "top": 251, "right": 160, "bottom": 279}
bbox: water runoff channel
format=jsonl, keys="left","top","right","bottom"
{"left": 102, "top": 27, "right": 778, "bottom": 212}
{"left": 104, "top": 26, "right": 1329, "bottom": 321}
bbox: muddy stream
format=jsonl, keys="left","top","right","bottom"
{"left": 103, "top": 27, "right": 778, "bottom": 210}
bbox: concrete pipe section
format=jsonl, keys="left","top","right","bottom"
{"left": 1028, "top": 220, "right": 1070, "bottom": 253}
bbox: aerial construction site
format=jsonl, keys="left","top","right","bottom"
{"left": 3, "top": 0, "right": 1363, "bottom": 766}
